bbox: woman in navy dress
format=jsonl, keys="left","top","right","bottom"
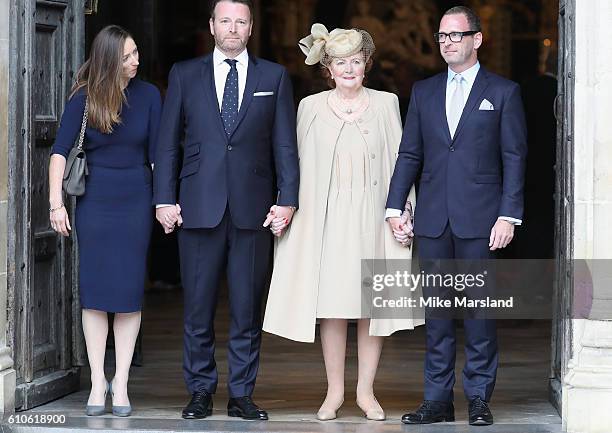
{"left": 48, "top": 25, "right": 161, "bottom": 416}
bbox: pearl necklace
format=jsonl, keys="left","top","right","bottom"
{"left": 329, "top": 88, "right": 369, "bottom": 115}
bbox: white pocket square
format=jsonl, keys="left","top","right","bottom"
{"left": 253, "top": 91, "right": 274, "bottom": 96}
{"left": 479, "top": 99, "right": 494, "bottom": 110}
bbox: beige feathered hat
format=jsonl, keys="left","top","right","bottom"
{"left": 298, "top": 23, "right": 375, "bottom": 66}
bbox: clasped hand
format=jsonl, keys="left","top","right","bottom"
{"left": 155, "top": 204, "right": 183, "bottom": 234}
{"left": 262, "top": 205, "right": 294, "bottom": 237}
{"left": 387, "top": 215, "right": 414, "bottom": 248}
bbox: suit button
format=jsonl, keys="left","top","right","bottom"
{"left": 227, "top": 145, "right": 233, "bottom": 151}
{"left": 450, "top": 146, "right": 455, "bottom": 152}
{"left": 373, "top": 180, "right": 378, "bottom": 186}
{"left": 370, "top": 153, "right": 376, "bottom": 159}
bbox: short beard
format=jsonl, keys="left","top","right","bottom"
{"left": 215, "top": 37, "right": 246, "bottom": 57}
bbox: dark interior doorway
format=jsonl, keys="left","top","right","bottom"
{"left": 84, "top": 0, "right": 558, "bottom": 261}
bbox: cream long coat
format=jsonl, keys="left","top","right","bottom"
{"left": 263, "top": 89, "right": 424, "bottom": 343}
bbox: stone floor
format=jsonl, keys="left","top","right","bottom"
{"left": 4, "top": 290, "right": 561, "bottom": 433}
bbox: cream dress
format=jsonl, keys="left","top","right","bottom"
{"left": 317, "top": 120, "right": 375, "bottom": 317}
{"left": 263, "top": 88, "right": 423, "bottom": 342}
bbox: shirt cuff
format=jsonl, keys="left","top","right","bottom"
{"left": 385, "top": 208, "right": 402, "bottom": 220}
{"left": 276, "top": 205, "right": 297, "bottom": 211}
{"left": 156, "top": 204, "right": 174, "bottom": 209}
{"left": 498, "top": 216, "right": 522, "bottom": 226}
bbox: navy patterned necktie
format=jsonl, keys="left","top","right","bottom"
{"left": 221, "top": 59, "right": 239, "bottom": 135}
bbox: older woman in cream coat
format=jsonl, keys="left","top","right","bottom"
{"left": 263, "top": 24, "right": 423, "bottom": 421}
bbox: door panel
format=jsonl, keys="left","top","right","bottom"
{"left": 550, "top": 0, "right": 575, "bottom": 415}
{"left": 11, "top": 0, "right": 85, "bottom": 410}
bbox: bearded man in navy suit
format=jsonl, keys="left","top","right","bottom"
{"left": 153, "top": 0, "right": 299, "bottom": 420}
{"left": 386, "top": 6, "right": 527, "bottom": 426}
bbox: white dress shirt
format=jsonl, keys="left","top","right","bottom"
{"left": 213, "top": 47, "right": 249, "bottom": 111}
{"left": 385, "top": 61, "right": 522, "bottom": 225}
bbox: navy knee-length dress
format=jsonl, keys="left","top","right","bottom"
{"left": 52, "top": 79, "right": 162, "bottom": 312}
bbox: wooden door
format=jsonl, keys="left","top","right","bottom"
{"left": 550, "top": 0, "right": 575, "bottom": 414}
{"left": 10, "top": 0, "right": 85, "bottom": 410}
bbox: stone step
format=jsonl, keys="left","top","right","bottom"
{"left": 2, "top": 417, "right": 562, "bottom": 433}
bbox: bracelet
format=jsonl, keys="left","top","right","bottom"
{"left": 49, "top": 203, "right": 65, "bottom": 213}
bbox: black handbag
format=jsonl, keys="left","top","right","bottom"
{"left": 62, "top": 98, "right": 89, "bottom": 196}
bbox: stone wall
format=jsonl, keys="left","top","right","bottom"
{"left": 563, "top": 1, "right": 612, "bottom": 432}
{"left": 0, "top": 0, "right": 16, "bottom": 419}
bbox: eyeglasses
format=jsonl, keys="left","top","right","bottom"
{"left": 434, "top": 31, "right": 479, "bottom": 43}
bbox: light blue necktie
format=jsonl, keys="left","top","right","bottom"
{"left": 448, "top": 74, "right": 465, "bottom": 138}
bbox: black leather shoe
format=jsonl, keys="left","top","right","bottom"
{"left": 469, "top": 396, "right": 493, "bottom": 426}
{"left": 227, "top": 396, "right": 268, "bottom": 420}
{"left": 401, "top": 400, "right": 455, "bottom": 424}
{"left": 182, "top": 390, "right": 213, "bottom": 419}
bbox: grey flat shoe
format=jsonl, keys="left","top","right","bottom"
{"left": 85, "top": 381, "right": 109, "bottom": 416}
{"left": 85, "top": 405, "right": 106, "bottom": 416}
{"left": 110, "top": 380, "right": 132, "bottom": 417}
{"left": 112, "top": 404, "right": 132, "bottom": 417}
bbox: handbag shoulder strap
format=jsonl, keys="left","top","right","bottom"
{"left": 76, "top": 97, "right": 89, "bottom": 151}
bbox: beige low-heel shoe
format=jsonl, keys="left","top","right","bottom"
{"left": 358, "top": 398, "right": 386, "bottom": 421}
{"left": 316, "top": 408, "right": 338, "bottom": 421}
{"left": 316, "top": 399, "right": 343, "bottom": 421}
{"left": 364, "top": 407, "right": 386, "bottom": 421}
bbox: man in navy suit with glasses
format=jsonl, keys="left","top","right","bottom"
{"left": 154, "top": 0, "right": 299, "bottom": 421}
{"left": 386, "top": 6, "right": 527, "bottom": 426}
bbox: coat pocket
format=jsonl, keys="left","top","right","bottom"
{"left": 184, "top": 142, "right": 200, "bottom": 158}
{"left": 179, "top": 159, "right": 200, "bottom": 179}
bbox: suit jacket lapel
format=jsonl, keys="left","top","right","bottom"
{"left": 201, "top": 55, "right": 228, "bottom": 141}
{"left": 230, "top": 57, "right": 261, "bottom": 138}
{"left": 452, "top": 67, "right": 490, "bottom": 142}
{"left": 435, "top": 73, "right": 452, "bottom": 143}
